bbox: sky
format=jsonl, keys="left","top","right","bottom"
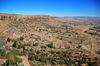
{"left": 0, "top": 0, "right": 100, "bottom": 17}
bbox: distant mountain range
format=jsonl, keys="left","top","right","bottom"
{"left": 54, "top": 16, "right": 100, "bottom": 20}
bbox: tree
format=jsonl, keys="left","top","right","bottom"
{"left": 41, "top": 46, "right": 46, "bottom": 48}
{"left": 51, "top": 51, "right": 56, "bottom": 54}
{"left": 56, "top": 51, "right": 62, "bottom": 54}
{"left": 47, "top": 42, "right": 54, "bottom": 48}
{"left": 7, "top": 37, "right": 10, "bottom": 42}
{"left": 13, "top": 41, "right": 17, "bottom": 47}
{"left": 81, "top": 57, "right": 87, "bottom": 64}
{"left": 69, "top": 41, "right": 72, "bottom": 43}
{"left": 60, "top": 38, "right": 62, "bottom": 40}
{"left": 36, "top": 50, "right": 40, "bottom": 54}
{"left": 69, "top": 34, "right": 71, "bottom": 36}
{"left": 77, "top": 45, "right": 81, "bottom": 48}
{"left": 95, "top": 57, "right": 97, "bottom": 61}
{"left": 88, "top": 57, "right": 92, "bottom": 65}
{"left": 89, "top": 57, "right": 91, "bottom": 63}
{"left": 21, "top": 45, "right": 25, "bottom": 50}
{"left": 18, "top": 45, "right": 21, "bottom": 49}
{"left": 29, "top": 56, "right": 34, "bottom": 60}
{"left": 76, "top": 33, "right": 78, "bottom": 34}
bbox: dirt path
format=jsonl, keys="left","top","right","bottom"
{"left": 81, "top": 28, "right": 95, "bottom": 52}
{"left": 70, "top": 25, "right": 100, "bottom": 57}
{"left": 78, "top": 28, "right": 100, "bottom": 58}
{"left": 0, "top": 59, "right": 6, "bottom": 65}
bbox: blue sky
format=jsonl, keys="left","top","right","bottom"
{"left": 0, "top": 0, "right": 100, "bottom": 17}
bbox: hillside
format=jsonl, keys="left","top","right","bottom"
{"left": 0, "top": 13, "right": 100, "bottom": 66}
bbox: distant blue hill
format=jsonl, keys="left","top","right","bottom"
{"left": 54, "top": 16, "right": 100, "bottom": 20}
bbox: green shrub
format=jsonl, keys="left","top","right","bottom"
{"left": 76, "top": 33, "right": 78, "bottom": 34}
{"left": 77, "top": 45, "right": 81, "bottom": 48}
{"left": 34, "top": 63, "right": 38, "bottom": 66}
{"left": 52, "top": 61, "right": 57, "bottom": 65}
{"left": 6, "top": 55, "right": 22, "bottom": 66}
{"left": 41, "top": 46, "right": 46, "bottom": 48}
{"left": 0, "top": 50, "right": 6, "bottom": 56}
{"left": 36, "top": 50, "right": 40, "bottom": 54}
{"left": 29, "top": 56, "right": 34, "bottom": 60}
{"left": 20, "top": 51, "right": 27, "bottom": 56}
{"left": 10, "top": 50, "right": 20, "bottom": 55}
{"left": 21, "top": 45, "right": 25, "bottom": 50}
{"left": 60, "top": 38, "right": 62, "bottom": 40}
{"left": 68, "top": 62, "right": 72, "bottom": 66}
{"left": 89, "top": 33, "right": 97, "bottom": 35}
{"left": 6, "top": 59, "right": 15, "bottom": 65}
{"left": 14, "top": 56, "right": 22, "bottom": 63}
{"left": 50, "top": 51, "right": 56, "bottom": 54}
{"left": 81, "top": 57, "right": 87, "bottom": 64}
{"left": 13, "top": 41, "right": 17, "bottom": 47}
{"left": 56, "top": 51, "right": 62, "bottom": 54}
{"left": 7, "top": 37, "right": 10, "bottom": 42}
{"left": 69, "top": 41, "right": 72, "bottom": 43}
{"left": 47, "top": 42, "right": 54, "bottom": 48}
{"left": 20, "top": 37, "right": 24, "bottom": 40}
{"left": 59, "top": 60, "right": 64, "bottom": 65}
{"left": 35, "top": 38, "right": 38, "bottom": 41}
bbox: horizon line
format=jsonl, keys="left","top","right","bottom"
{"left": 0, "top": 13, "right": 100, "bottom": 17}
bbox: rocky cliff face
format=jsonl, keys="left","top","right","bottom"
{"left": 0, "top": 13, "right": 54, "bottom": 21}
